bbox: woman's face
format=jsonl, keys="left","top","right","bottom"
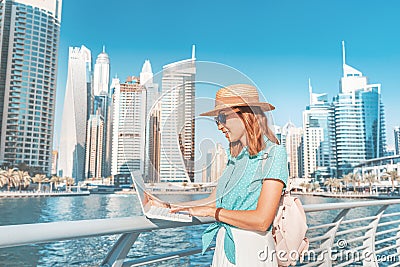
{"left": 216, "top": 109, "right": 246, "bottom": 143}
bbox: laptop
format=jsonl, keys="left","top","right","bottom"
{"left": 131, "top": 170, "right": 192, "bottom": 222}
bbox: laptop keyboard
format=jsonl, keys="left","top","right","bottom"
{"left": 147, "top": 206, "right": 192, "bottom": 222}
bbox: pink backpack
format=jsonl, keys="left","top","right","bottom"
{"left": 263, "top": 146, "right": 309, "bottom": 266}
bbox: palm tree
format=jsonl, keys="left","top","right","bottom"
{"left": 64, "top": 177, "right": 75, "bottom": 192}
{"left": 49, "top": 176, "right": 61, "bottom": 192}
{"left": 0, "top": 175, "right": 7, "bottom": 189}
{"left": 324, "top": 178, "right": 340, "bottom": 193}
{"left": 313, "top": 182, "right": 321, "bottom": 192}
{"left": 364, "top": 173, "right": 378, "bottom": 194}
{"left": 342, "top": 174, "right": 354, "bottom": 192}
{"left": 32, "top": 174, "right": 47, "bottom": 192}
{"left": 305, "top": 183, "right": 313, "bottom": 192}
{"left": 0, "top": 169, "right": 17, "bottom": 191}
{"left": 382, "top": 171, "right": 400, "bottom": 193}
{"left": 299, "top": 182, "right": 307, "bottom": 192}
{"left": 14, "top": 170, "right": 31, "bottom": 191}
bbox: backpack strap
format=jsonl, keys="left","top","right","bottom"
{"left": 261, "top": 143, "right": 292, "bottom": 195}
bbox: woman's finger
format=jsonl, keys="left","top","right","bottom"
{"left": 170, "top": 207, "right": 189, "bottom": 213}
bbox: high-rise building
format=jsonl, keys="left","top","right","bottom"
{"left": 85, "top": 49, "right": 111, "bottom": 178}
{"left": 93, "top": 46, "right": 110, "bottom": 96}
{"left": 286, "top": 126, "right": 303, "bottom": 178}
{"left": 333, "top": 42, "right": 386, "bottom": 177}
{"left": 395, "top": 127, "right": 400, "bottom": 155}
{"left": 159, "top": 46, "right": 196, "bottom": 182}
{"left": 84, "top": 114, "right": 104, "bottom": 178}
{"left": 58, "top": 46, "right": 92, "bottom": 181}
{"left": 147, "top": 103, "right": 161, "bottom": 183}
{"left": 0, "top": 0, "right": 62, "bottom": 174}
{"left": 111, "top": 76, "right": 146, "bottom": 185}
{"left": 210, "top": 143, "right": 227, "bottom": 182}
{"left": 139, "top": 60, "right": 160, "bottom": 183}
{"left": 303, "top": 79, "right": 335, "bottom": 181}
{"left": 51, "top": 150, "right": 58, "bottom": 176}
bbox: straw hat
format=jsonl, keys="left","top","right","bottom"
{"left": 200, "top": 84, "right": 275, "bottom": 116}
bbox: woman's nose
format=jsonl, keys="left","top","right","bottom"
{"left": 218, "top": 123, "right": 224, "bottom": 130}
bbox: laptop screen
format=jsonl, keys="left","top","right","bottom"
{"left": 131, "top": 170, "right": 151, "bottom": 211}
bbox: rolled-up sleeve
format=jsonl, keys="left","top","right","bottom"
{"left": 261, "top": 145, "right": 288, "bottom": 187}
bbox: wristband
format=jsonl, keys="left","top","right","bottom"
{"left": 215, "top": 207, "right": 223, "bottom": 222}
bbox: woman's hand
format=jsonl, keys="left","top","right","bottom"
{"left": 144, "top": 191, "right": 171, "bottom": 208}
{"left": 170, "top": 205, "right": 215, "bottom": 217}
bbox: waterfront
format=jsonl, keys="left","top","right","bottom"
{"left": 0, "top": 194, "right": 399, "bottom": 266}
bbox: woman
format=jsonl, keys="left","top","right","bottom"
{"left": 154, "top": 84, "right": 288, "bottom": 266}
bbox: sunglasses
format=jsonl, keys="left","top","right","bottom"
{"left": 214, "top": 110, "right": 239, "bottom": 125}
{"left": 214, "top": 113, "right": 227, "bottom": 125}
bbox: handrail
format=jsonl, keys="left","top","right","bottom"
{"left": 0, "top": 215, "right": 215, "bottom": 249}
{"left": 2, "top": 199, "right": 400, "bottom": 266}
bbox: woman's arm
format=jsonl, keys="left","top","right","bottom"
{"left": 149, "top": 188, "right": 217, "bottom": 208}
{"left": 171, "top": 179, "right": 283, "bottom": 232}
{"left": 171, "top": 188, "right": 216, "bottom": 208}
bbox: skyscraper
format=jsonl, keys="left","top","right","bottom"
{"left": 111, "top": 76, "right": 146, "bottom": 185}
{"left": 93, "top": 46, "right": 110, "bottom": 96}
{"left": 395, "top": 127, "right": 400, "bottom": 155}
{"left": 285, "top": 125, "right": 303, "bottom": 178}
{"left": 58, "top": 46, "right": 92, "bottom": 181}
{"left": 139, "top": 60, "right": 160, "bottom": 183}
{"left": 0, "top": 0, "right": 62, "bottom": 175}
{"left": 85, "top": 49, "right": 110, "bottom": 178}
{"left": 333, "top": 42, "right": 386, "bottom": 176}
{"left": 303, "top": 79, "right": 335, "bottom": 181}
{"left": 84, "top": 114, "right": 104, "bottom": 178}
{"left": 159, "top": 46, "right": 196, "bottom": 182}
{"left": 210, "top": 143, "right": 227, "bottom": 182}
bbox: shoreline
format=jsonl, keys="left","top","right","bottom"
{"left": 0, "top": 191, "right": 90, "bottom": 198}
{"left": 293, "top": 191, "right": 400, "bottom": 199}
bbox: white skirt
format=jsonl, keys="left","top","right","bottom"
{"left": 211, "top": 227, "right": 278, "bottom": 267}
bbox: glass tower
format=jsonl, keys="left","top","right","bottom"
{"left": 159, "top": 47, "right": 196, "bottom": 182}
{"left": 58, "top": 46, "right": 92, "bottom": 181}
{"left": 0, "top": 0, "right": 62, "bottom": 175}
{"left": 333, "top": 42, "right": 386, "bottom": 177}
{"left": 302, "top": 80, "right": 335, "bottom": 181}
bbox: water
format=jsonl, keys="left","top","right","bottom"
{"left": 0, "top": 194, "right": 399, "bottom": 266}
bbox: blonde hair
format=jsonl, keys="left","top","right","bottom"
{"left": 229, "top": 106, "right": 279, "bottom": 157}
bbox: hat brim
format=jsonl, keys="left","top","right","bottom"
{"left": 199, "top": 102, "right": 275, "bottom": 116}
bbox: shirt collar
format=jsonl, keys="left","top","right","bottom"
{"left": 227, "top": 135, "right": 272, "bottom": 163}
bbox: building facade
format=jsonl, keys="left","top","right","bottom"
{"left": 302, "top": 80, "right": 335, "bottom": 181}
{"left": 82, "top": 49, "right": 111, "bottom": 179}
{"left": 58, "top": 45, "right": 92, "bottom": 181}
{"left": 333, "top": 42, "right": 386, "bottom": 177}
{"left": 84, "top": 114, "right": 104, "bottom": 179}
{"left": 0, "top": 0, "right": 62, "bottom": 175}
{"left": 286, "top": 126, "right": 303, "bottom": 178}
{"left": 111, "top": 77, "right": 146, "bottom": 185}
{"left": 210, "top": 143, "right": 227, "bottom": 182}
{"left": 139, "top": 60, "right": 160, "bottom": 183}
{"left": 51, "top": 150, "right": 58, "bottom": 176}
{"left": 92, "top": 46, "right": 109, "bottom": 96}
{"left": 395, "top": 127, "right": 400, "bottom": 156}
{"left": 159, "top": 47, "right": 196, "bottom": 182}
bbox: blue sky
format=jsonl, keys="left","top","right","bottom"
{"left": 55, "top": 0, "right": 400, "bottom": 149}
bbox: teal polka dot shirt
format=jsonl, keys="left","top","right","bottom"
{"left": 202, "top": 136, "right": 289, "bottom": 264}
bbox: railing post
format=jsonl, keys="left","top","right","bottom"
{"left": 318, "top": 208, "right": 350, "bottom": 267}
{"left": 101, "top": 232, "right": 139, "bottom": 267}
{"left": 362, "top": 205, "right": 388, "bottom": 267}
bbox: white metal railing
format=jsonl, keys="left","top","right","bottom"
{"left": 1, "top": 199, "right": 400, "bottom": 266}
